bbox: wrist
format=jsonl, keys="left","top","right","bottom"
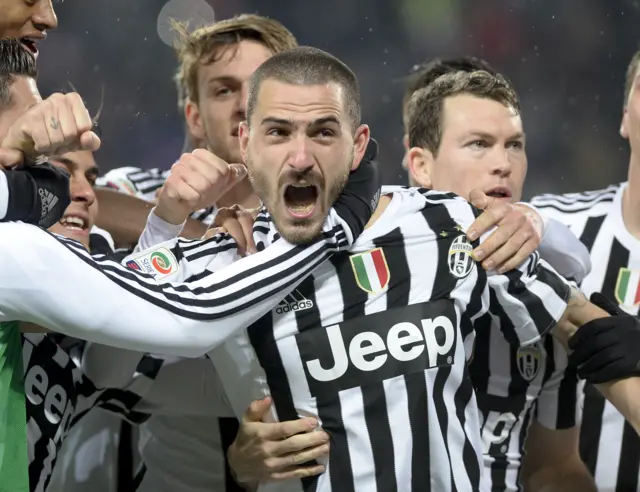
{"left": 515, "top": 202, "right": 547, "bottom": 236}
{"left": 153, "top": 202, "right": 189, "bottom": 226}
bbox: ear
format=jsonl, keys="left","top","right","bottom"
{"left": 407, "top": 146, "right": 434, "bottom": 189}
{"left": 185, "top": 99, "right": 206, "bottom": 141}
{"left": 621, "top": 107, "right": 630, "bottom": 139}
{"left": 238, "top": 121, "right": 250, "bottom": 164}
{"left": 350, "top": 124, "right": 371, "bottom": 171}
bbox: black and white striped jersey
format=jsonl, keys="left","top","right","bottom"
{"left": 531, "top": 181, "right": 640, "bottom": 491}
{"left": 96, "top": 167, "right": 216, "bottom": 224}
{"left": 200, "top": 187, "right": 572, "bottom": 492}
{"left": 0, "top": 204, "right": 358, "bottom": 355}
{"left": 21, "top": 332, "right": 163, "bottom": 492}
{"left": 470, "top": 320, "right": 578, "bottom": 491}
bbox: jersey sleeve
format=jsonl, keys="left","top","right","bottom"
{"left": 96, "top": 166, "right": 170, "bottom": 201}
{"left": 535, "top": 338, "right": 581, "bottom": 430}
{"left": 0, "top": 209, "right": 352, "bottom": 357}
{"left": 431, "top": 191, "right": 573, "bottom": 347}
{"left": 537, "top": 218, "right": 592, "bottom": 284}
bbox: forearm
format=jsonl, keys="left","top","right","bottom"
{"left": 524, "top": 458, "right": 596, "bottom": 492}
{"left": 95, "top": 188, "right": 155, "bottom": 247}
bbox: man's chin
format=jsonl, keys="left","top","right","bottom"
{"left": 276, "top": 217, "right": 325, "bottom": 245}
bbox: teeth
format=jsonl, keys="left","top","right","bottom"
{"left": 60, "top": 217, "right": 85, "bottom": 229}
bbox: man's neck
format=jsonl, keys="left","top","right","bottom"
{"left": 623, "top": 154, "right": 640, "bottom": 240}
{"left": 216, "top": 178, "right": 262, "bottom": 210}
{"left": 364, "top": 194, "right": 392, "bottom": 230}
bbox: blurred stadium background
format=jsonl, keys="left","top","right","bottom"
{"left": 40, "top": 0, "right": 640, "bottom": 198}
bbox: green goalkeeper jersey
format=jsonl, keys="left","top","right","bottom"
{"left": 0, "top": 321, "right": 28, "bottom": 491}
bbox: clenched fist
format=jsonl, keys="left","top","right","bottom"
{"left": 0, "top": 92, "right": 101, "bottom": 168}
{"left": 155, "top": 148, "right": 247, "bottom": 225}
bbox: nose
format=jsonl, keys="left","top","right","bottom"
{"left": 490, "top": 149, "right": 513, "bottom": 178}
{"left": 32, "top": 0, "right": 58, "bottom": 31}
{"left": 287, "top": 136, "right": 315, "bottom": 173}
{"left": 235, "top": 84, "right": 248, "bottom": 119}
{"left": 70, "top": 175, "right": 96, "bottom": 207}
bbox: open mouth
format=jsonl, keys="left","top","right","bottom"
{"left": 284, "top": 184, "right": 318, "bottom": 219}
{"left": 20, "top": 39, "right": 39, "bottom": 58}
{"left": 59, "top": 215, "right": 88, "bottom": 232}
{"left": 485, "top": 187, "right": 512, "bottom": 199}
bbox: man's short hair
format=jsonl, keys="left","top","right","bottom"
{"left": 172, "top": 14, "right": 298, "bottom": 108}
{"left": 0, "top": 39, "right": 37, "bottom": 110}
{"left": 407, "top": 70, "right": 520, "bottom": 154}
{"left": 623, "top": 51, "right": 640, "bottom": 107}
{"left": 246, "top": 46, "right": 361, "bottom": 131}
{"left": 402, "top": 56, "right": 500, "bottom": 129}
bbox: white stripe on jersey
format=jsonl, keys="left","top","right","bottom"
{"left": 0, "top": 208, "right": 353, "bottom": 356}
{"left": 211, "top": 187, "right": 571, "bottom": 492}
{"left": 532, "top": 181, "right": 640, "bottom": 491}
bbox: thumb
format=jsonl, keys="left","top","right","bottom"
{"left": 468, "top": 189, "right": 492, "bottom": 210}
{"left": 220, "top": 163, "right": 247, "bottom": 195}
{"left": 0, "top": 148, "right": 25, "bottom": 169}
{"left": 79, "top": 131, "right": 101, "bottom": 152}
{"left": 243, "top": 396, "right": 272, "bottom": 423}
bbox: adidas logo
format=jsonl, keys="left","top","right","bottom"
{"left": 38, "top": 188, "right": 58, "bottom": 219}
{"left": 275, "top": 290, "right": 314, "bottom": 315}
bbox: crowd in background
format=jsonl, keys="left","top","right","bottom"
{"left": 37, "top": 0, "right": 639, "bottom": 197}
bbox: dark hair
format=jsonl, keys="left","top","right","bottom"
{"left": 407, "top": 70, "right": 520, "bottom": 154}
{"left": 246, "top": 46, "right": 361, "bottom": 131}
{"left": 0, "top": 39, "right": 37, "bottom": 110}
{"left": 402, "top": 56, "right": 499, "bottom": 129}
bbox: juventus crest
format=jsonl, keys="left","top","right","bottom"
{"left": 516, "top": 343, "right": 542, "bottom": 381}
{"left": 447, "top": 235, "right": 474, "bottom": 279}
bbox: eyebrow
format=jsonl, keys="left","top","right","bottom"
{"left": 260, "top": 116, "right": 341, "bottom": 127}
{"left": 465, "top": 131, "right": 526, "bottom": 140}
{"left": 51, "top": 156, "right": 100, "bottom": 175}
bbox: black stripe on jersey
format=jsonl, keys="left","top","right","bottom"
{"left": 89, "top": 233, "right": 113, "bottom": 256}
{"left": 329, "top": 251, "right": 396, "bottom": 492}
{"left": 499, "top": 264, "right": 569, "bottom": 344}
{"left": 52, "top": 228, "right": 345, "bottom": 320}
{"left": 374, "top": 226, "right": 432, "bottom": 492}
{"left": 578, "top": 215, "right": 606, "bottom": 252}
{"left": 247, "top": 302, "right": 320, "bottom": 492}
{"left": 420, "top": 202, "right": 481, "bottom": 491}
{"left": 580, "top": 384, "right": 606, "bottom": 475}
{"left": 554, "top": 360, "right": 578, "bottom": 429}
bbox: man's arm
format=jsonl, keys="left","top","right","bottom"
{"left": 521, "top": 422, "right": 595, "bottom": 492}
{"left": 95, "top": 188, "right": 207, "bottom": 247}
{"left": 551, "top": 289, "right": 640, "bottom": 434}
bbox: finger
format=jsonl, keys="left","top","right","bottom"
{"left": 65, "top": 92, "right": 93, "bottom": 134}
{"left": 481, "top": 231, "right": 529, "bottom": 272}
{"left": 165, "top": 178, "right": 200, "bottom": 206}
{"left": 467, "top": 203, "right": 508, "bottom": 241}
{"left": 269, "top": 464, "right": 326, "bottom": 481}
{"left": 237, "top": 212, "right": 257, "bottom": 254}
{"left": 188, "top": 152, "right": 228, "bottom": 189}
{"left": 264, "top": 444, "right": 329, "bottom": 472}
{"left": 258, "top": 417, "right": 318, "bottom": 441}
{"left": 79, "top": 131, "right": 101, "bottom": 152}
{"left": 243, "top": 396, "right": 273, "bottom": 423}
{"left": 270, "top": 431, "right": 330, "bottom": 456}
{"left": 202, "top": 226, "right": 225, "bottom": 240}
{"left": 468, "top": 189, "right": 490, "bottom": 210}
{"left": 222, "top": 218, "right": 248, "bottom": 254}
{"left": 31, "top": 111, "right": 54, "bottom": 155}
{"left": 496, "top": 237, "right": 538, "bottom": 273}
{"left": 0, "top": 148, "right": 24, "bottom": 168}
{"left": 472, "top": 223, "right": 517, "bottom": 263}
{"left": 56, "top": 97, "right": 80, "bottom": 149}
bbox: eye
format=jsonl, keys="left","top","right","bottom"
{"left": 266, "top": 128, "right": 288, "bottom": 138}
{"left": 507, "top": 141, "right": 524, "bottom": 150}
{"left": 86, "top": 173, "right": 98, "bottom": 187}
{"left": 316, "top": 129, "right": 335, "bottom": 138}
{"left": 469, "top": 140, "right": 488, "bottom": 149}
{"left": 216, "top": 87, "right": 232, "bottom": 97}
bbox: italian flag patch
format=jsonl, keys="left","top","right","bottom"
{"left": 615, "top": 268, "right": 640, "bottom": 307}
{"left": 350, "top": 248, "right": 390, "bottom": 294}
